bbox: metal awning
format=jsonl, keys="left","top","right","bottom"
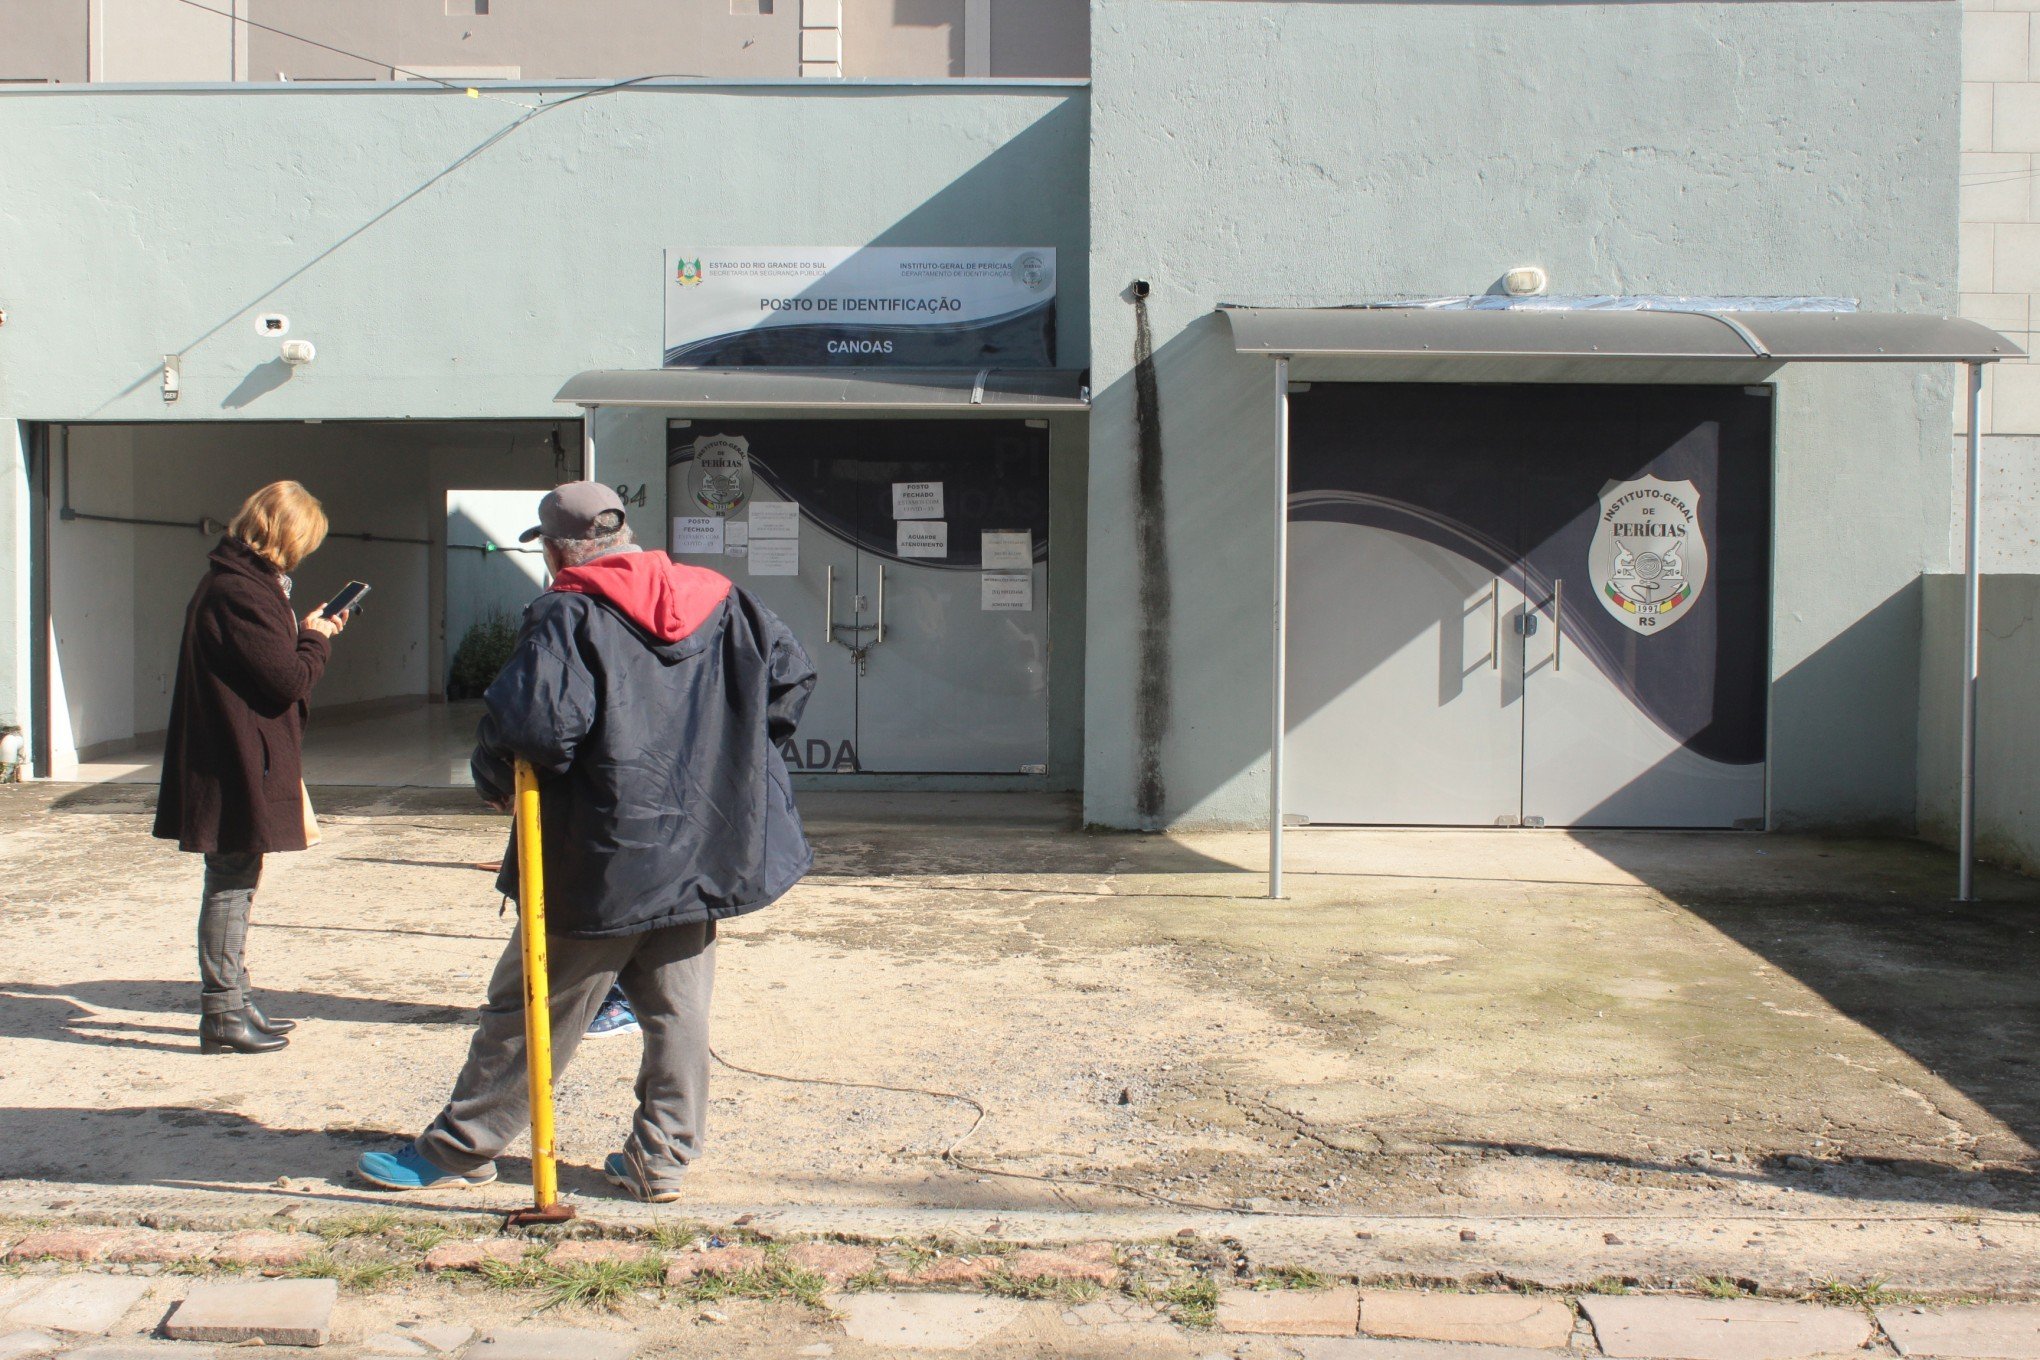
{"left": 1221, "top": 306, "right": 2023, "bottom": 365}
{"left": 555, "top": 367, "right": 1091, "bottom": 412}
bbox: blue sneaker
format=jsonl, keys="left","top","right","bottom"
{"left": 355, "top": 1144, "right": 497, "bottom": 1191}
{"left": 586, "top": 989, "right": 640, "bottom": 1038}
{"left": 603, "top": 1151, "right": 683, "bottom": 1204}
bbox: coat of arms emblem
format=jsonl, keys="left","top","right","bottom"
{"left": 675, "top": 257, "right": 704, "bottom": 287}
{"left": 1592, "top": 475, "right": 1709, "bottom": 635}
{"left": 688, "top": 434, "right": 751, "bottom": 515}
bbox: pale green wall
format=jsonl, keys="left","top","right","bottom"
{"left": 1084, "top": 0, "right": 1961, "bottom": 830}
{"left": 0, "top": 81, "right": 1090, "bottom": 751}
{"left": 1920, "top": 573, "right": 2040, "bottom": 874}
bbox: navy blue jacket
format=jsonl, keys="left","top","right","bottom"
{"left": 472, "top": 551, "right": 816, "bottom": 937}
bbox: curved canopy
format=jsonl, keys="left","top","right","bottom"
{"left": 556, "top": 367, "right": 1089, "bottom": 411}
{"left": 1221, "top": 306, "right": 2021, "bottom": 366}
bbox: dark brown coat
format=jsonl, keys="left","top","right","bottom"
{"left": 153, "top": 537, "right": 331, "bottom": 854}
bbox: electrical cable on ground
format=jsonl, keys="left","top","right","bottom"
{"left": 705, "top": 1047, "right": 2036, "bottom": 1226}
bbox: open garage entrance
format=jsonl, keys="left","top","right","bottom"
{"left": 37, "top": 420, "right": 579, "bottom": 785}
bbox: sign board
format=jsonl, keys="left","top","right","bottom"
{"left": 666, "top": 247, "right": 1057, "bottom": 368}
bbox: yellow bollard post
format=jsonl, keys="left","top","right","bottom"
{"left": 507, "top": 757, "right": 575, "bottom": 1226}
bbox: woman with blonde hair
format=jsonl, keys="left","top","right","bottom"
{"left": 155, "top": 481, "right": 352, "bottom": 1054}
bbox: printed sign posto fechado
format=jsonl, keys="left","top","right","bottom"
{"left": 688, "top": 434, "right": 752, "bottom": 515}
{"left": 1591, "top": 475, "right": 1709, "bottom": 635}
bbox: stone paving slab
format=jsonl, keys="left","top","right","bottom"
{"left": 1218, "top": 1288, "right": 1361, "bottom": 1337}
{"left": 397, "top": 1322, "right": 475, "bottom": 1354}
{"left": 162, "top": 1278, "right": 338, "bottom": 1346}
{"left": 0, "top": 1276, "right": 152, "bottom": 1337}
{"left": 1578, "top": 1295, "right": 1870, "bottom": 1360}
{"left": 467, "top": 1327, "right": 637, "bottom": 1360}
{"left": 60, "top": 1348, "right": 218, "bottom": 1360}
{"left": 831, "top": 1293, "right": 1031, "bottom": 1352}
{"left": 1359, "top": 1290, "right": 1574, "bottom": 1348}
{"left": 0, "top": 1332, "right": 59, "bottom": 1360}
{"left": 1294, "top": 1341, "right": 1585, "bottom": 1360}
{"left": 1879, "top": 1303, "right": 2040, "bottom": 1358}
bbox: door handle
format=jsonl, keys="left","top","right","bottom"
{"left": 874, "top": 564, "right": 886, "bottom": 646}
{"left": 1551, "top": 578, "right": 1563, "bottom": 673}
{"left": 1489, "top": 583, "right": 1501, "bottom": 670}
{"left": 825, "top": 565, "right": 859, "bottom": 655}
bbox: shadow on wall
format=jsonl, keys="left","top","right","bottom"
{"left": 1920, "top": 573, "right": 2040, "bottom": 874}
{"left": 865, "top": 93, "right": 1089, "bottom": 366}
{"left": 223, "top": 359, "right": 295, "bottom": 410}
{"left": 1770, "top": 580, "right": 1921, "bottom": 836}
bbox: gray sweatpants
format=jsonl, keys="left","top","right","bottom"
{"left": 415, "top": 921, "right": 716, "bottom": 1195}
{"left": 198, "top": 851, "right": 264, "bottom": 1016}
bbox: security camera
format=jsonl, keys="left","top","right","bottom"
{"left": 280, "top": 339, "right": 316, "bottom": 367}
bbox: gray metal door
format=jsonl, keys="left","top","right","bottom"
{"left": 1283, "top": 384, "right": 1771, "bottom": 829}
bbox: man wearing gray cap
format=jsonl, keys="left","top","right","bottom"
{"left": 357, "top": 481, "right": 816, "bottom": 1202}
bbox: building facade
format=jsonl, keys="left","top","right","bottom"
{"left": 0, "top": 0, "right": 2001, "bottom": 843}
{"left": 0, "top": 0, "right": 1087, "bottom": 83}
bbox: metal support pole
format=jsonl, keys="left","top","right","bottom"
{"left": 1269, "top": 356, "right": 1291, "bottom": 900}
{"left": 582, "top": 405, "right": 598, "bottom": 482}
{"left": 1959, "top": 362, "right": 1985, "bottom": 902}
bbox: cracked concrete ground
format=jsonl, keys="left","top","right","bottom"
{"left": 1, "top": 785, "right": 2037, "bottom": 1290}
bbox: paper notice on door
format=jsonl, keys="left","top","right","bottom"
{"left": 897, "top": 521, "right": 948, "bottom": 558}
{"left": 672, "top": 516, "right": 724, "bottom": 556}
{"left": 981, "top": 530, "right": 1032, "bottom": 570}
{"left": 748, "top": 501, "right": 801, "bottom": 538}
{"left": 981, "top": 572, "right": 1033, "bottom": 612}
{"left": 723, "top": 520, "right": 749, "bottom": 558}
{"left": 748, "top": 536, "right": 799, "bottom": 576}
{"left": 892, "top": 481, "right": 944, "bottom": 520}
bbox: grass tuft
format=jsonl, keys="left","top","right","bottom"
{"left": 282, "top": 1251, "right": 413, "bottom": 1291}
{"left": 984, "top": 1268, "right": 1104, "bottom": 1305}
{"left": 1162, "top": 1275, "right": 1220, "bottom": 1329}
{"left": 1816, "top": 1277, "right": 1894, "bottom": 1310}
{"left": 680, "top": 1253, "right": 831, "bottom": 1312}
{"left": 1697, "top": 1276, "right": 1745, "bottom": 1300}
{"left": 647, "top": 1222, "right": 698, "bottom": 1252}
{"left": 312, "top": 1211, "right": 401, "bottom": 1243}
{"left": 1255, "top": 1265, "right": 1331, "bottom": 1291}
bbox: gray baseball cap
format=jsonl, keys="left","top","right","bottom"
{"left": 519, "top": 481, "right": 627, "bottom": 543}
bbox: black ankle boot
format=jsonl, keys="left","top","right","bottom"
{"left": 243, "top": 996, "right": 296, "bottom": 1036}
{"left": 200, "top": 1009, "right": 289, "bottom": 1054}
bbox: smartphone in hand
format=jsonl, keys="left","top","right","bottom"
{"left": 319, "top": 581, "right": 371, "bottom": 618}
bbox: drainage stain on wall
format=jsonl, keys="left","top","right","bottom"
{"left": 1131, "top": 291, "right": 1171, "bottom": 827}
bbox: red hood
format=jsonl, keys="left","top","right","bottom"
{"left": 550, "top": 550, "right": 731, "bottom": 643}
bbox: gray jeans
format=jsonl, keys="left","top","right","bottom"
{"left": 198, "top": 851, "right": 264, "bottom": 1016}
{"left": 416, "top": 921, "right": 716, "bottom": 1194}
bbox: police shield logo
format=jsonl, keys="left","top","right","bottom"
{"left": 688, "top": 434, "right": 752, "bottom": 515}
{"left": 1592, "top": 475, "right": 1708, "bottom": 635}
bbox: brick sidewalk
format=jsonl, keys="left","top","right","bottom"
{"left": 3, "top": 1223, "right": 2039, "bottom": 1357}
